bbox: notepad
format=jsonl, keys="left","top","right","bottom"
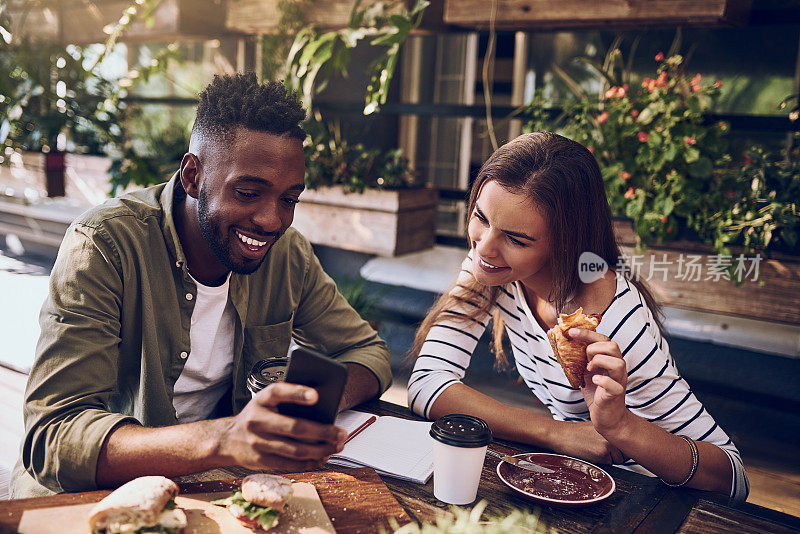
{"left": 328, "top": 410, "right": 434, "bottom": 484}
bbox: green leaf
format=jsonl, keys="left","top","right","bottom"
{"left": 339, "top": 28, "right": 368, "bottom": 48}
{"left": 663, "top": 143, "right": 677, "bottom": 162}
{"left": 637, "top": 105, "right": 656, "bottom": 125}
{"left": 211, "top": 491, "right": 245, "bottom": 507}
{"left": 286, "top": 27, "right": 313, "bottom": 67}
{"left": 625, "top": 195, "right": 644, "bottom": 218}
{"left": 409, "top": 0, "right": 431, "bottom": 17}
{"left": 684, "top": 147, "right": 700, "bottom": 163}
{"left": 663, "top": 196, "right": 675, "bottom": 216}
{"left": 687, "top": 156, "right": 712, "bottom": 177}
{"left": 389, "top": 14, "right": 412, "bottom": 34}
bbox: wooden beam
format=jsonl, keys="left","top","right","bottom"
{"left": 444, "top": 0, "right": 753, "bottom": 30}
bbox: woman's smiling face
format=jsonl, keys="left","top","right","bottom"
{"left": 468, "top": 180, "right": 552, "bottom": 289}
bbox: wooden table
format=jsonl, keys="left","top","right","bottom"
{"left": 2, "top": 400, "right": 799, "bottom": 534}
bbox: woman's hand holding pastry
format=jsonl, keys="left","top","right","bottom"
{"left": 568, "top": 328, "right": 631, "bottom": 437}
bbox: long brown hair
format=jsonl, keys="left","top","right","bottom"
{"left": 411, "top": 132, "right": 664, "bottom": 366}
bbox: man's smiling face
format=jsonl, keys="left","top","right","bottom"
{"left": 195, "top": 127, "right": 305, "bottom": 275}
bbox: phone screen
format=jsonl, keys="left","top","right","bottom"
{"left": 276, "top": 345, "right": 348, "bottom": 424}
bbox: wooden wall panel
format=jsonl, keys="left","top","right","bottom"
{"left": 226, "top": 0, "right": 447, "bottom": 34}
{"left": 444, "top": 0, "right": 752, "bottom": 30}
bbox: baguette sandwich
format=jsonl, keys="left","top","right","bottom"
{"left": 211, "top": 474, "right": 293, "bottom": 531}
{"left": 546, "top": 307, "right": 602, "bottom": 388}
{"left": 88, "top": 475, "right": 187, "bottom": 534}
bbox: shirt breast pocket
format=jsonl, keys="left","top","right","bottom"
{"left": 243, "top": 315, "right": 294, "bottom": 370}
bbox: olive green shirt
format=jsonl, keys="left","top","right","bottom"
{"left": 11, "top": 176, "right": 392, "bottom": 498}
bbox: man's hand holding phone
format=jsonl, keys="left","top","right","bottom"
{"left": 216, "top": 381, "right": 348, "bottom": 472}
{"left": 217, "top": 346, "right": 349, "bottom": 472}
{"left": 277, "top": 346, "right": 349, "bottom": 424}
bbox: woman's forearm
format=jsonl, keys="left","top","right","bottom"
{"left": 428, "top": 383, "right": 560, "bottom": 448}
{"left": 603, "top": 411, "right": 733, "bottom": 495}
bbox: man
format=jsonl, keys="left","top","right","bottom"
{"left": 11, "top": 73, "right": 391, "bottom": 497}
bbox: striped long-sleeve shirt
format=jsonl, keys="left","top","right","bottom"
{"left": 408, "top": 255, "right": 749, "bottom": 503}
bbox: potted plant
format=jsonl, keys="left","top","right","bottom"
{"left": 293, "top": 117, "right": 437, "bottom": 256}
{"left": 521, "top": 47, "right": 800, "bottom": 325}
{"left": 0, "top": 34, "right": 120, "bottom": 197}
{"left": 280, "top": 0, "right": 438, "bottom": 256}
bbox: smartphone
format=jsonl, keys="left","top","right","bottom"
{"left": 277, "top": 345, "right": 348, "bottom": 424}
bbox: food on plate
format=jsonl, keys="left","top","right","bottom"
{"left": 546, "top": 307, "right": 602, "bottom": 388}
{"left": 211, "top": 474, "right": 293, "bottom": 531}
{"left": 88, "top": 475, "right": 187, "bottom": 534}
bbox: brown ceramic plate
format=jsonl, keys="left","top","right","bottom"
{"left": 496, "top": 453, "right": 615, "bottom": 506}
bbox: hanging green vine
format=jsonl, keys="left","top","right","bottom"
{"left": 284, "top": 0, "right": 429, "bottom": 115}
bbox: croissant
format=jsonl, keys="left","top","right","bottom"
{"left": 546, "top": 307, "right": 602, "bottom": 388}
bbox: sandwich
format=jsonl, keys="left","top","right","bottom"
{"left": 211, "top": 473, "right": 293, "bottom": 531}
{"left": 546, "top": 307, "right": 602, "bottom": 388}
{"left": 88, "top": 475, "right": 187, "bottom": 534}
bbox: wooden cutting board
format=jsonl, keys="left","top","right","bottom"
{"left": 13, "top": 468, "right": 411, "bottom": 534}
{"left": 18, "top": 482, "right": 333, "bottom": 534}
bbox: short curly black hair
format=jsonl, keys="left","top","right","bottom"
{"left": 192, "top": 73, "right": 306, "bottom": 142}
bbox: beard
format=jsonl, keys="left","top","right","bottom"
{"left": 197, "top": 185, "right": 273, "bottom": 275}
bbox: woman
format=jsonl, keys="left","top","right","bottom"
{"left": 408, "top": 132, "right": 748, "bottom": 502}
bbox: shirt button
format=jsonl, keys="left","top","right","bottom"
{"left": 180, "top": 351, "right": 188, "bottom": 359}
{"left": 175, "top": 410, "right": 179, "bottom": 419}
{"left": 185, "top": 293, "right": 193, "bottom": 301}
{"left": 175, "top": 261, "right": 181, "bottom": 268}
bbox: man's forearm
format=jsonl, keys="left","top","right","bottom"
{"left": 95, "top": 420, "right": 231, "bottom": 487}
{"left": 96, "top": 383, "right": 348, "bottom": 489}
{"left": 340, "top": 362, "right": 381, "bottom": 411}
{"left": 97, "top": 365, "right": 378, "bottom": 486}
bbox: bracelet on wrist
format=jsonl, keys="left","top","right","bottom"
{"left": 661, "top": 435, "right": 699, "bottom": 487}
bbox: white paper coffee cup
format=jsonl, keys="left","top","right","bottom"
{"left": 429, "top": 414, "right": 492, "bottom": 505}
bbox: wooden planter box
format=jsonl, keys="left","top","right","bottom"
{"left": 444, "top": 0, "right": 752, "bottom": 30}
{"left": 7, "top": 0, "right": 233, "bottom": 44}
{"left": 613, "top": 220, "right": 800, "bottom": 326}
{"left": 226, "top": 0, "right": 446, "bottom": 34}
{"left": 0, "top": 151, "right": 112, "bottom": 204}
{"left": 292, "top": 186, "right": 438, "bottom": 257}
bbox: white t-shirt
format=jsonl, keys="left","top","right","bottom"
{"left": 172, "top": 273, "right": 236, "bottom": 423}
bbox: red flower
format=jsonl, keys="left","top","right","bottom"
{"left": 630, "top": 109, "right": 639, "bottom": 118}
{"left": 656, "top": 72, "right": 668, "bottom": 88}
{"left": 637, "top": 131, "right": 650, "bottom": 143}
{"left": 604, "top": 86, "right": 627, "bottom": 99}
{"left": 690, "top": 73, "right": 702, "bottom": 92}
{"left": 624, "top": 187, "right": 636, "bottom": 200}
{"left": 684, "top": 136, "right": 697, "bottom": 146}
{"left": 660, "top": 216, "right": 668, "bottom": 223}
{"left": 587, "top": 145, "right": 595, "bottom": 154}
{"left": 667, "top": 226, "right": 673, "bottom": 233}
{"left": 655, "top": 52, "right": 664, "bottom": 62}
{"left": 620, "top": 171, "right": 631, "bottom": 181}
{"left": 597, "top": 112, "right": 609, "bottom": 124}
{"left": 714, "top": 80, "right": 722, "bottom": 88}
{"left": 642, "top": 78, "right": 656, "bottom": 93}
